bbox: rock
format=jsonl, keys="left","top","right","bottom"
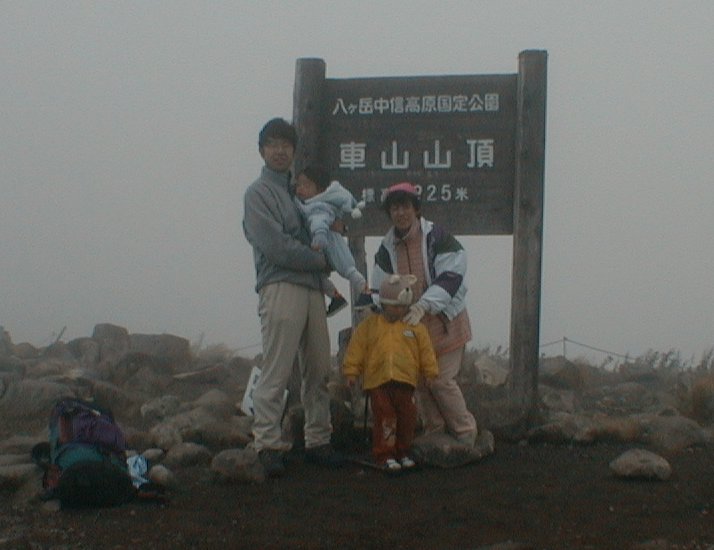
{"left": 0, "top": 356, "right": 25, "bottom": 376}
{"left": 12, "top": 342, "right": 39, "bottom": 360}
{"left": 0, "top": 454, "right": 31, "bottom": 466}
{"left": 193, "top": 389, "right": 234, "bottom": 419}
{"left": 0, "top": 435, "right": 46, "bottom": 455}
{"left": 0, "top": 379, "right": 74, "bottom": 420}
{"left": 196, "top": 416, "right": 253, "bottom": 449}
{"left": 589, "top": 414, "right": 642, "bottom": 443}
{"left": 129, "top": 333, "right": 192, "bottom": 371}
{"left": 211, "top": 448, "right": 265, "bottom": 483}
{"left": 90, "top": 380, "right": 143, "bottom": 419}
{"left": 142, "top": 448, "right": 165, "bottom": 464}
{"left": 539, "top": 356, "right": 588, "bottom": 391}
{"left": 141, "top": 395, "right": 181, "bottom": 422}
{"left": 148, "top": 464, "right": 176, "bottom": 488}
{"left": 539, "top": 385, "right": 577, "bottom": 413}
{"left": 638, "top": 413, "right": 708, "bottom": 452}
{"left": 173, "top": 365, "right": 228, "bottom": 385}
{"left": 0, "top": 463, "right": 39, "bottom": 490}
{"left": 527, "top": 412, "right": 597, "bottom": 444}
{"left": 411, "top": 430, "right": 495, "bottom": 468}
{"left": 24, "top": 358, "right": 79, "bottom": 379}
{"left": 162, "top": 442, "right": 212, "bottom": 467}
{"left": 149, "top": 423, "right": 183, "bottom": 450}
{"left": 472, "top": 355, "right": 509, "bottom": 386}
{"left": 690, "top": 373, "right": 714, "bottom": 424}
{"left": 42, "top": 341, "right": 75, "bottom": 361}
{"left": 0, "top": 327, "right": 12, "bottom": 357}
{"left": 65, "top": 337, "right": 101, "bottom": 367}
{"left": 609, "top": 448, "right": 671, "bottom": 480}
{"left": 92, "top": 323, "right": 130, "bottom": 365}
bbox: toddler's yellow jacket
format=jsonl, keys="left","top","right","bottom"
{"left": 342, "top": 313, "right": 438, "bottom": 390}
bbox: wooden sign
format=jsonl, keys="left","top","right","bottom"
{"left": 293, "top": 51, "right": 547, "bottom": 429}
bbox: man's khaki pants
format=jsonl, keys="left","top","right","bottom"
{"left": 252, "top": 282, "right": 332, "bottom": 452}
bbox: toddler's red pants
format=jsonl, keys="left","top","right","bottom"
{"left": 369, "top": 381, "right": 417, "bottom": 464}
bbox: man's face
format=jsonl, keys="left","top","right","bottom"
{"left": 260, "top": 137, "right": 295, "bottom": 173}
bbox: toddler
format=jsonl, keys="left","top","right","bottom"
{"left": 342, "top": 274, "right": 438, "bottom": 471}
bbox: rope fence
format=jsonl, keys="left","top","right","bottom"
{"left": 539, "top": 336, "right": 631, "bottom": 361}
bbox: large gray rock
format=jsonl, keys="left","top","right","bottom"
{"left": 129, "top": 333, "right": 192, "bottom": 371}
{"left": 192, "top": 389, "right": 234, "bottom": 419}
{"left": 0, "top": 463, "right": 39, "bottom": 490}
{"left": 148, "top": 464, "right": 176, "bottom": 488}
{"left": 0, "top": 379, "right": 73, "bottom": 419}
{"left": 211, "top": 448, "right": 264, "bottom": 483}
{"left": 527, "top": 412, "right": 598, "bottom": 444}
{"left": 0, "top": 327, "right": 12, "bottom": 357}
{"left": 472, "top": 355, "right": 509, "bottom": 386}
{"left": 92, "top": 323, "right": 130, "bottom": 365}
{"left": 609, "top": 448, "right": 671, "bottom": 480}
{"left": 638, "top": 412, "right": 709, "bottom": 452}
{"left": 411, "top": 430, "right": 495, "bottom": 468}
{"left": 66, "top": 337, "right": 101, "bottom": 367}
{"left": 162, "top": 442, "right": 212, "bottom": 467}
{"left": 141, "top": 395, "right": 182, "bottom": 422}
{"left": 0, "top": 435, "right": 46, "bottom": 455}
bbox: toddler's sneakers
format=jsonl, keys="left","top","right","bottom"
{"left": 384, "top": 458, "right": 402, "bottom": 472}
{"left": 326, "top": 293, "right": 348, "bottom": 317}
{"left": 399, "top": 456, "right": 416, "bottom": 469}
{"left": 353, "top": 292, "right": 374, "bottom": 311}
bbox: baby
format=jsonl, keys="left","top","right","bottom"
{"left": 295, "top": 165, "right": 373, "bottom": 311}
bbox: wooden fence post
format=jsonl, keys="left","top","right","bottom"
{"left": 509, "top": 50, "right": 548, "bottom": 428}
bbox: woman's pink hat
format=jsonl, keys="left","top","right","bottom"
{"left": 385, "top": 182, "right": 419, "bottom": 196}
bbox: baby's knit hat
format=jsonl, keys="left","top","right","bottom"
{"left": 379, "top": 274, "right": 417, "bottom": 306}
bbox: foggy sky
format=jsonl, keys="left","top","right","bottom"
{"left": 2, "top": 1, "right": 713, "bottom": 363}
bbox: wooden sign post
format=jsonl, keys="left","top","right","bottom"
{"left": 293, "top": 51, "right": 547, "bottom": 429}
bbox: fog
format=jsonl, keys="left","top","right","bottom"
{"left": 2, "top": 1, "right": 713, "bottom": 363}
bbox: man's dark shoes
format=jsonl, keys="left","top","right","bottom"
{"left": 304, "top": 444, "right": 346, "bottom": 468}
{"left": 258, "top": 449, "right": 286, "bottom": 478}
{"left": 326, "top": 293, "right": 348, "bottom": 317}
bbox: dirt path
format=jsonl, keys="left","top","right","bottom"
{"left": 2, "top": 441, "right": 713, "bottom": 549}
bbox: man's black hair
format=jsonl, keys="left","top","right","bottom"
{"left": 258, "top": 118, "right": 297, "bottom": 149}
{"left": 299, "top": 164, "right": 331, "bottom": 191}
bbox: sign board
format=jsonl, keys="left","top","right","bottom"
{"left": 321, "top": 75, "right": 517, "bottom": 236}
{"left": 293, "top": 51, "right": 547, "bottom": 429}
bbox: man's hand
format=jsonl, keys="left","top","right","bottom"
{"left": 345, "top": 375, "right": 357, "bottom": 387}
{"left": 403, "top": 303, "right": 426, "bottom": 325}
{"left": 330, "top": 219, "right": 346, "bottom": 235}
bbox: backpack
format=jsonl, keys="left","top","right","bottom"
{"left": 36, "top": 398, "right": 136, "bottom": 508}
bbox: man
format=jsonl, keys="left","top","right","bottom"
{"left": 242, "top": 117, "right": 344, "bottom": 477}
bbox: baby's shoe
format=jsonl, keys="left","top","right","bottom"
{"left": 326, "top": 292, "right": 348, "bottom": 317}
{"left": 353, "top": 292, "right": 374, "bottom": 311}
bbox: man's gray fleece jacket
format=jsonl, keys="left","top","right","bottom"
{"left": 243, "top": 166, "right": 326, "bottom": 293}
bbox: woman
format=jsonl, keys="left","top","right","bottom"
{"left": 371, "top": 182, "right": 478, "bottom": 447}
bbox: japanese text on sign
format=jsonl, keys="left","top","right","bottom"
{"left": 332, "top": 93, "right": 500, "bottom": 115}
{"left": 359, "top": 184, "right": 469, "bottom": 205}
{"left": 338, "top": 139, "right": 495, "bottom": 171}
